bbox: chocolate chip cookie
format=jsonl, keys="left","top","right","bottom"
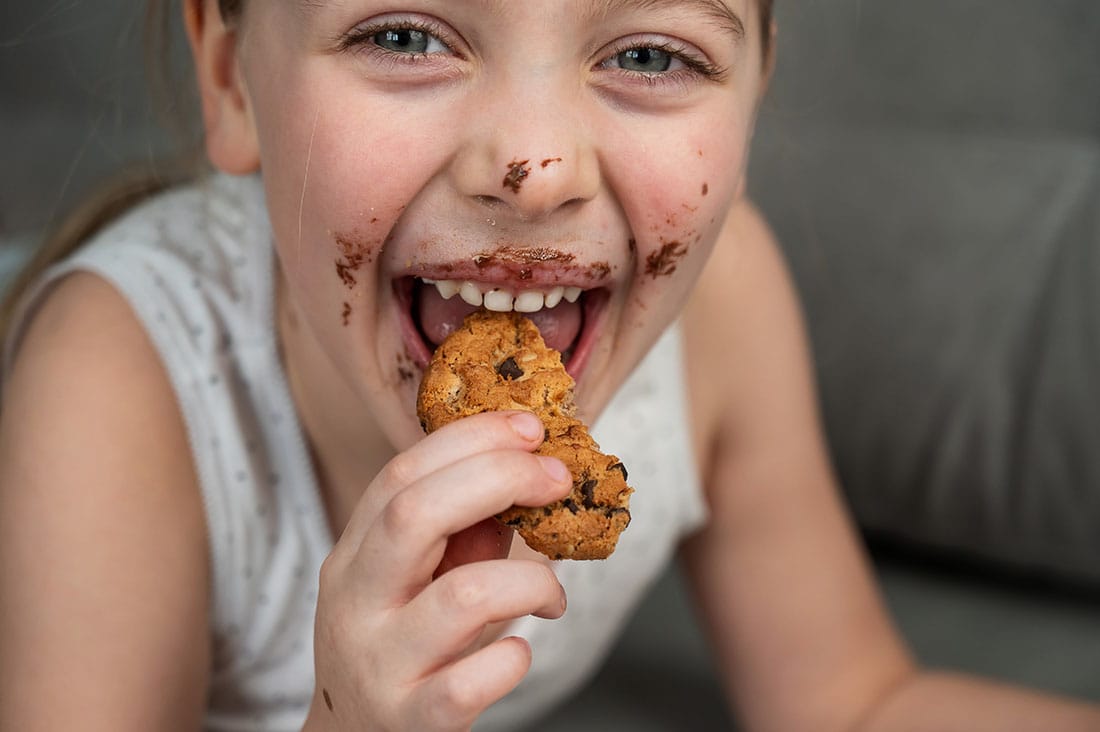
{"left": 417, "top": 311, "right": 632, "bottom": 560}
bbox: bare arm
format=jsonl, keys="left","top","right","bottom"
{"left": 0, "top": 273, "right": 210, "bottom": 731}
{"left": 681, "top": 201, "right": 1100, "bottom": 732}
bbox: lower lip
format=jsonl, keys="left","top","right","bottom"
{"left": 564, "top": 288, "right": 609, "bottom": 380}
{"left": 392, "top": 278, "right": 609, "bottom": 381}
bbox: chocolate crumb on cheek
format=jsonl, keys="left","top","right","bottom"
{"left": 341, "top": 302, "right": 351, "bottom": 326}
{"left": 334, "top": 235, "right": 373, "bottom": 289}
{"left": 396, "top": 351, "right": 417, "bottom": 383}
{"left": 323, "top": 688, "right": 334, "bottom": 713}
{"left": 702, "top": 182, "right": 709, "bottom": 196}
{"left": 644, "top": 240, "right": 689, "bottom": 279}
{"left": 541, "top": 157, "right": 563, "bottom": 168}
{"left": 503, "top": 160, "right": 531, "bottom": 193}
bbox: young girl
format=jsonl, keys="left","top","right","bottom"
{"left": 1, "top": 1, "right": 1097, "bottom": 730}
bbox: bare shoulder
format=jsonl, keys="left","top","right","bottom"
{"left": 683, "top": 198, "right": 814, "bottom": 463}
{"left": 0, "top": 272, "right": 210, "bottom": 730}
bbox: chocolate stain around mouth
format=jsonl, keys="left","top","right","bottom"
{"left": 335, "top": 232, "right": 384, "bottom": 326}
{"left": 335, "top": 234, "right": 374, "bottom": 289}
{"left": 474, "top": 246, "right": 576, "bottom": 268}
{"left": 396, "top": 351, "right": 417, "bottom": 384}
{"left": 470, "top": 246, "right": 611, "bottom": 282}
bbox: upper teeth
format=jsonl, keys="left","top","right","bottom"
{"left": 422, "top": 278, "right": 582, "bottom": 313}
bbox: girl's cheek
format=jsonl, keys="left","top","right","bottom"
{"left": 332, "top": 231, "right": 381, "bottom": 327}
{"left": 635, "top": 167, "right": 730, "bottom": 283}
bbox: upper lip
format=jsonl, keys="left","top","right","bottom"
{"left": 403, "top": 260, "right": 616, "bottom": 290}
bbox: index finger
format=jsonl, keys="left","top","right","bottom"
{"left": 338, "top": 410, "right": 545, "bottom": 553}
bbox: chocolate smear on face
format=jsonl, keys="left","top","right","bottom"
{"left": 334, "top": 235, "right": 372, "bottom": 289}
{"left": 541, "top": 157, "right": 563, "bottom": 168}
{"left": 396, "top": 351, "right": 417, "bottom": 383}
{"left": 503, "top": 160, "right": 531, "bottom": 193}
{"left": 341, "top": 302, "right": 352, "bottom": 326}
{"left": 702, "top": 182, "right": 709, "bottom": 196}
{"left": 645, "top": 240, "right": 688, "bottom": 279}
{"left": 590, "top": 261, "right": 611, "bottom": 280}
{"left": 475, "top": 246, "right": 576, "bottom": 268}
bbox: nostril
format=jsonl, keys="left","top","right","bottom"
{"left": 474, "top": 194, "right": 508, "bottom": 210}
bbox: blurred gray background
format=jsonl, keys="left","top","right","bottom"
{"left": 3, "top": 2, "right": 1100, "bottom": 730}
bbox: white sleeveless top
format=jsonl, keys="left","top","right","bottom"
{"left": 4, "top": 173, "right": 707, "bottom": 732}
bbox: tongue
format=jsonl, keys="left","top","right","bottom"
{"left": 418, "top": 283, "right": 582, "bottom": 354}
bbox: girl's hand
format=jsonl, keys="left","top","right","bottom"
{"left": 304, "top": 410, "right": 571, "bottom": 731}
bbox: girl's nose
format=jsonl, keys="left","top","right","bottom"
{"left": 447, "top": 91, "right": 601, "bottom": 222}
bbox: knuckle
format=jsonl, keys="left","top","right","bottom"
{"left": 435, "top": 670, "right": 481, "bottom": 723}
{"left": 383, "top": 451, "right": 419, "bottom": 491}
{"left": 440, "top": 571, "right": 489, "bottom": 614}
{"left": 380, "top": 487, "right": 422, "bottom": 540}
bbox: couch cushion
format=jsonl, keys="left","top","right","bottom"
{"left": 750, "top": 0, "right": 1100, "bottom": 584}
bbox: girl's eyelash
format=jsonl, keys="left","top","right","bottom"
{"left": 604, "top": 40, "right": 728, "bottom": 83}
{"left": 337, "top": 19, "right": 453, "bottom": 60}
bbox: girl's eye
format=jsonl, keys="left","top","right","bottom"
{"left": 599, "top": 40, "right": 725, "bottom": 83}
{"left": 371, "top": 27, "right": 447, "bottom": 55}
{"left": 614, "top": 47, "right": 678, "bottom": 74}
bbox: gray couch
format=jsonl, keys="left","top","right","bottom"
{"left": 3, "top": 2, "right": 1099, "bottom": 730}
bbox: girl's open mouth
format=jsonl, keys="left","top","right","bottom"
{"left": 393, "top": 276, "right": 610, "bottom": 379}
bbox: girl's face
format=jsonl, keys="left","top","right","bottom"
{"left": 230, "top": 1, "right": 767, "bottom": 449}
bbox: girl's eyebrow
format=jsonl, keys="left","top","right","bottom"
{"left": 588, "top": 0, "right": 747, "bottom": 42}
{"left": 295, "top": 0, "right": 746, "bottom": 43}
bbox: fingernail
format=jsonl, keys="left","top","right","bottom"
{"left": 538, "top": 456, "right": 571, "bottom": 484}
{"left": 508, "top": 412, "right": 544, "bottom": 441}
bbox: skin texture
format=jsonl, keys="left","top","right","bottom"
{"left": 2, "top": 1, "right": 1100, "bottom": 731}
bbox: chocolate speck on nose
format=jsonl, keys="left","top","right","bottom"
{"left": 503, "top": 160, "right": 531, "bottom": 193}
